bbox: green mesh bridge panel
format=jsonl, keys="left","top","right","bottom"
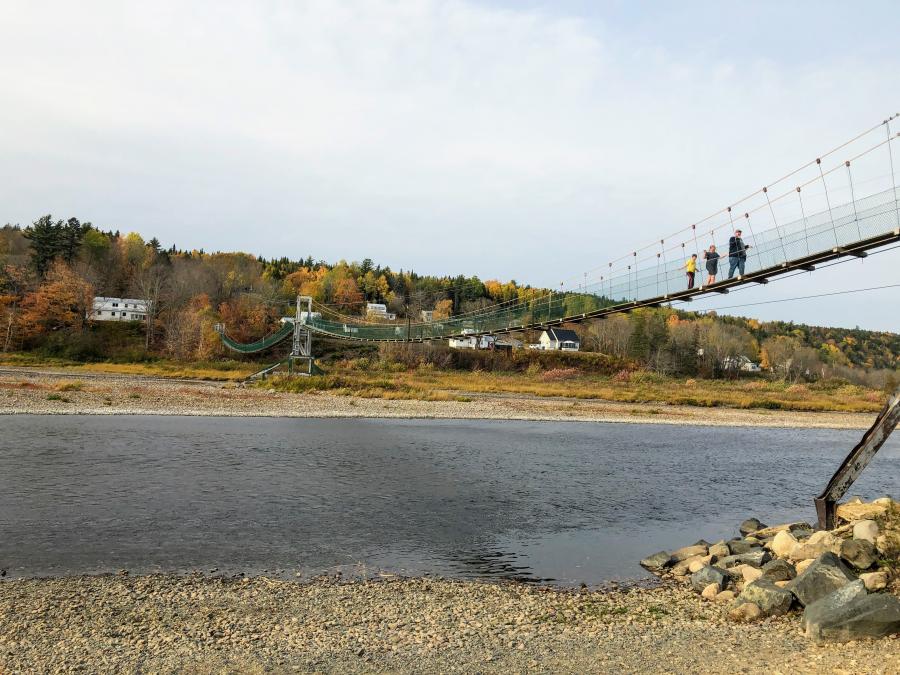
{"left": 218, "top": 321, "right": 296, "bottom": 353}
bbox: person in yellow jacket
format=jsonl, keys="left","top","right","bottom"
{"left": 684, "top": 253, "right": 698, "bottom": 289}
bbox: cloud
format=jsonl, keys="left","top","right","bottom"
{"left": 1, "top": 1, "right": 898, "bottom": 328}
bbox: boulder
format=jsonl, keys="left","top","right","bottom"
{"left": 742, "top": 566, "right": 763, "bottom": 583}
{"left": 717, "top": 549, "right": 771, "bottom": 569}
{"left": 836, "top": 500, "right": 888, "bottom": 522}
{"left": 859, "top": 571, "right": 888, "bottom": 591}
{"left": 790, "top": 531, "right": 841, "bottom": 561}
{"left": 691, "top": 565, "right": 728, "bottom": 593}
{"left": 688, "top": 559, "right": 709, "bottom": 574}
{"left": 735, "top": 578, "right": 794, "bottom": 617}
{"left": 840, "top": 539, "right": 877, "bottom": 570}
{"left": 727, "top": 539, "right": 758, "bottom": 555}
{"left": 708, "top": 541, "right": 730, "bottom": 559}
{"left": 771, "top": 530, "right": 799, "bottom": 559}
{"left": 671, "top": 544, "right": 708, "bottom": 562}
{"left": 728, "top": 602, "right": 762, "bottom": 622}
{"left": 795, "top": 559, "right": 814, "bottom": 575}
{"left": 640, "top": 551, "right": 673, "bottom": 572}
{"left": 804, "top": 588, "right": 900, "bottom": 642}
{"left": 801, "top": 580, "right": 867, "bottom": 639}
{"left": 785, "top": 552, "right": 857, "bottom": 607}
{"left": 739, "top": 518, "right": 767, "bottom": 536}
{"left": 761, "top": 559, "right": 797, "bottom": 582}
{"left": 873, "top": 497, "right": 895, "bottom": 507}
{"left": 716, "top": 590, "right": 736, "bottom": 602}
{"left": 672, "top": 554, "right": 706, "bottom": 576}
{"left": 754, "top": 522, "right": 814, "bottom": 539}
{"left": 853, "top": 520, "right": 879, "bottom": 544}
{"left": 701, "top": 583, "right": 720, "bottom": 600}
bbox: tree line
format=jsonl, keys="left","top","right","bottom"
{"left": 1, "top": 215, "right": 897, "bottom": 384}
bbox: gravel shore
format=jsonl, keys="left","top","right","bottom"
{"left": 2, "top": 574, "right": 898, "bottom": 674}
{"left": 0, "top": 367, "right": 875, "bottom": 428}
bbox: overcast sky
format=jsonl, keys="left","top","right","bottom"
{"left": 2, "top": 1, "right": 899, "bottom": 330}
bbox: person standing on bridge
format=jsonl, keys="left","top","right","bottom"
{"left": 727, "top": 229, "right": 751, "bottom": 278}
{"left": 684, "top": 253, "right": 698, "bottom": 289}
{"left": 703, "top": 245, "right": 720, "bottom": 285}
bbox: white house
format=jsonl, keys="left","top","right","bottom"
{"left": 366, "top": 302, "right": 396, "bottom": 321}
{"left": 538, "top": 328, "right": 580, "bottom": 351}
{"left": 722, "top": 355, "right": 762, "bottom": 373}
{"left": 420, "top": 310, "right": 434, "bottom": 322}
{"left": 448, "top": 329, "right": 478, "bottom": 349}
{"left": 92, "top": 297, "right": 148, "bottom": 322}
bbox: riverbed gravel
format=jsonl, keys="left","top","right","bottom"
{"left": 1, "top": 574, "right": 898, "bottom": 674}
{"left": 0, "top": 368, "right": 874, "bottom": 428}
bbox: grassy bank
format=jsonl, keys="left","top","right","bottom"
{"left": 264, "top": 365, "right": 887, "bottom": 413}
{"left": 0, "top": 352, "right": 259, "bottom": 381}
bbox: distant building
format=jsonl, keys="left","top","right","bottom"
{"left": 366, "top": 302, "right": 396, "bottom": 321}
{"left": 723, "top": 355, "right": 761, "bottom": 373}
{"left": 449, "top": 329, "right": 477, "bottom": 349}
{"left": 538, "top": 328, "right": 580, "bottom": 351}
{"left": 92, "top": 297, "right": 148, "bottom": 322}
{"left": 448, "top": 333, "right": 524, "bottom": 351}
{"left": 420, "top": 310, "right": 434, "bottom": 322}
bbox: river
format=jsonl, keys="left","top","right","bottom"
{"left": 1, "top": 415, "right": 897, "bottom": 585}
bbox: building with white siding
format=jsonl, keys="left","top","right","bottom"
{"left": 92, "top": 297, "right": 149, "bottom": 322}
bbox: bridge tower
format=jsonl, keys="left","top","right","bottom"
{"left": 290, "top": 295, "right": 314, "bottom": 376}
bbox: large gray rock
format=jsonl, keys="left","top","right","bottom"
{"left": 761, "top": 559, "right": 797, "bottom": 582}
{"left": 735, "top": 578, "right": 794, "bottom": 617}
{"left": 802, "top": 580, "right": 867, "bottom": 639}
{"left": 717, "top": 549, "right": 771, "bottom": 569}
{"left": 691, "top": 565, "right": 728, "bottom": 593}
{"left": 640, "top": 551, "right": 673, "bottom": 572}
{"left": 839, "top": 539, "right": 876, "bottom": 570}
{"left": 671, "top": 544, "right": 708, "bottom": 562}
{"left": 728, "top": 539, "right": 759, "bottom": 555}
{"left": 804, "top": 586, "right": 900, "bottom": 642}
{"left": 708, "top": 541, "right": 730, "bottom": 558}
{"left": 786, "top": 552, "right": 856, "bottom": 607}
{"left": 740, "top": 518, "right": 767, "bottom": 536}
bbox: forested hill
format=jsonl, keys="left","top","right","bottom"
{"left": 715, "top": 316, "right": 900, "bottom": 371}
{"left": 1, "top": 218, "right": 897, "bottom": 375}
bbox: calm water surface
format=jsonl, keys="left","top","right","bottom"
{"left": 1, "top": 416, "right": 898, "bottom": 586}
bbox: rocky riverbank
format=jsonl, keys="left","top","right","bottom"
{"left": 641, "top": 497, "right": 900, "bottom": 645}
{"left": 3, "top": 572, "right": 900, "bottom": 674}
{"left": 0, "top": 367, "right": 876, "bottom": 428}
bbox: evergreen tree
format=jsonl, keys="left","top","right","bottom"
{"left": 23, "top": 215, "right": 62, "bottom": 276}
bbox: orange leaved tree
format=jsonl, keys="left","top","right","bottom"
{"left": 18, "top": 261, "right": 94, "bottom": 341}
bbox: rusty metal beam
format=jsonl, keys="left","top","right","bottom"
{"left": 814, "top": 387, "right": 900, "bottom": 529}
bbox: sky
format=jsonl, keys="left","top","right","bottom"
{"left": 1, "top": 1, "right": 899, "bottom": 330}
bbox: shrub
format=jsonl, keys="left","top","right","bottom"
{"left": 541, "top": 368, "right": 580, "bottom": 382}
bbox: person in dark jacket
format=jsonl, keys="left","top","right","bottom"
{"left": 727, "top": 229, "right": 750, "bottom": 278}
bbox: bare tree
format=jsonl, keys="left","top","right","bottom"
{"left": 132, "top": 263, "right": 169, "bottom": 349}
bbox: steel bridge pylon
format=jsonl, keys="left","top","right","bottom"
{"left": 290, "top": 295, "right": 315, "bottom": 376}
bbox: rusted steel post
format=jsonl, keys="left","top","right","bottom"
{"left": 814, "top": 386, "right": 900, "bottom": 529}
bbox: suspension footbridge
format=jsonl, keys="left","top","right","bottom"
{"left": 217, "top": 115, "right": 900, "bottom": 361}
